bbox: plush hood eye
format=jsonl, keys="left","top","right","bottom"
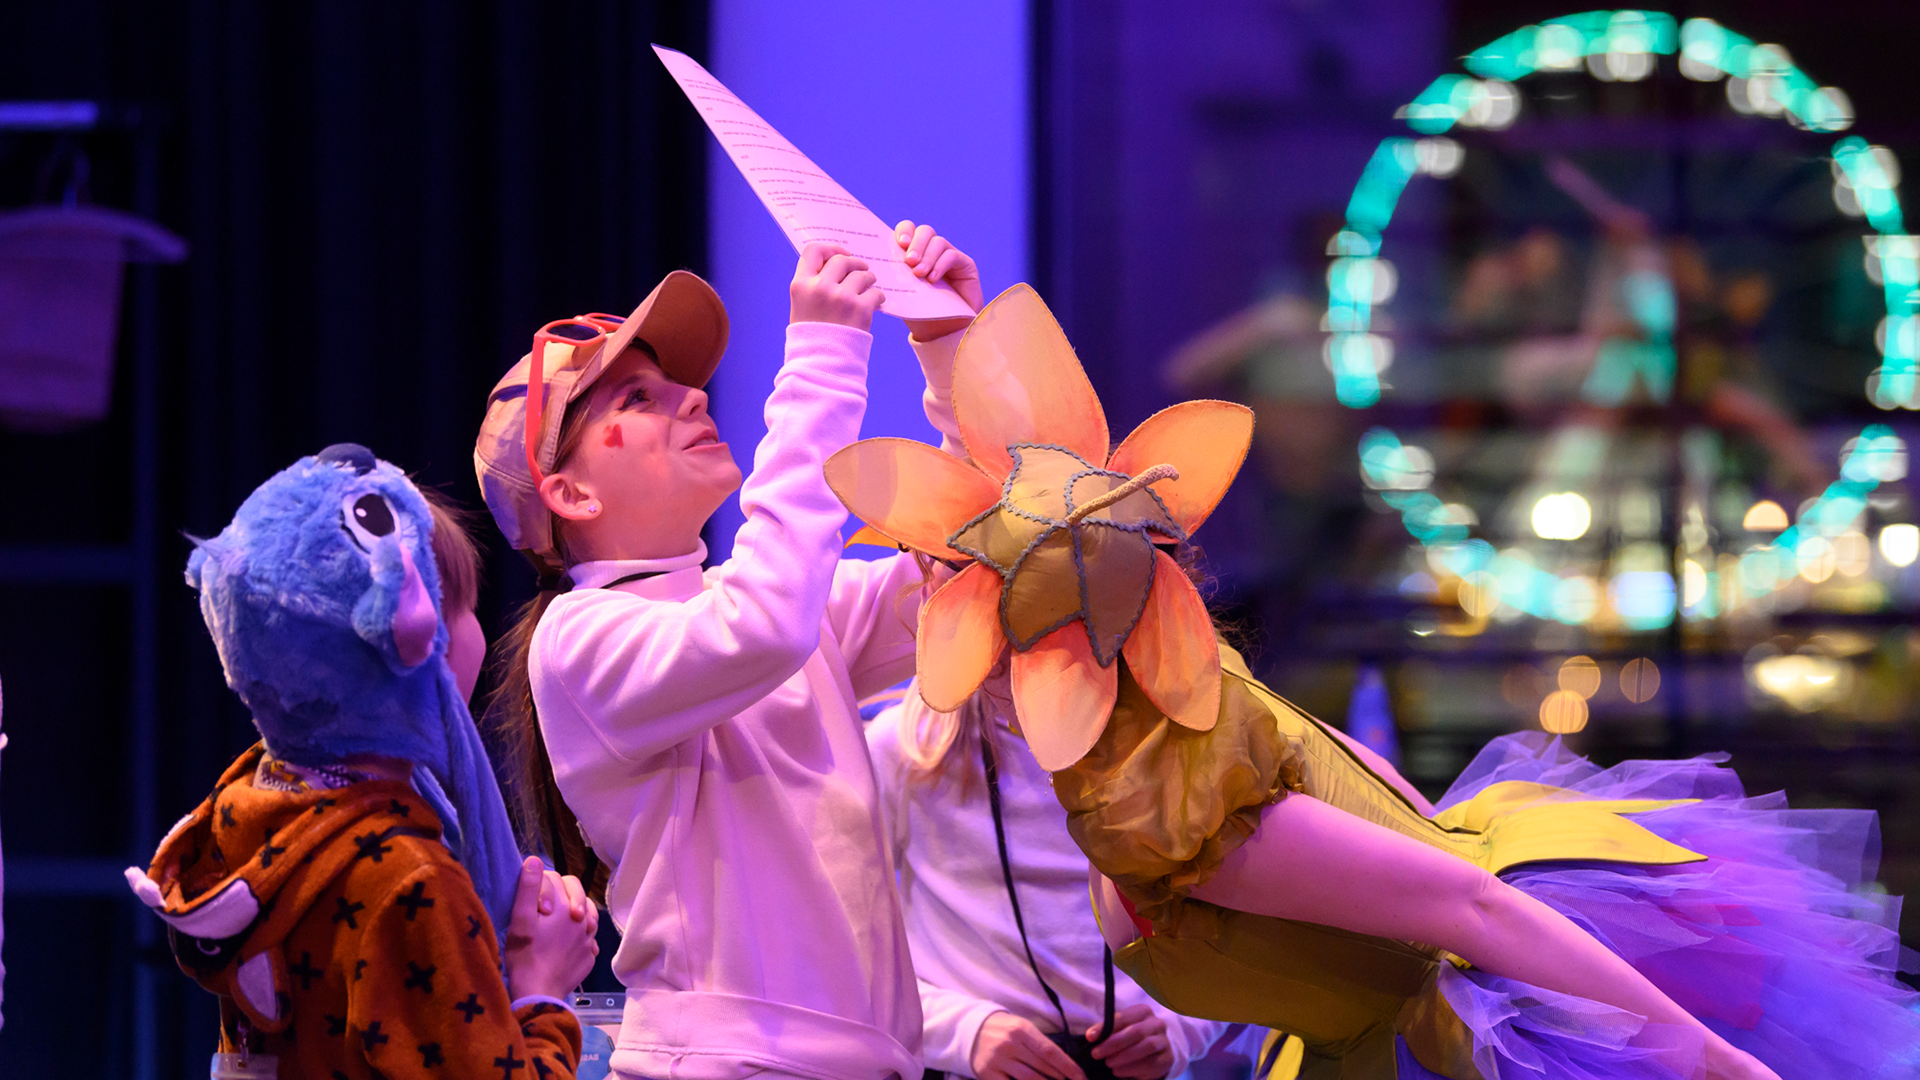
{"left": 341, "top": 492, "right": 398, "bottom": 552}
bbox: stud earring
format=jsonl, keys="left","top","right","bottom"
{"left": 587, "top": 503, "right": 600, "bottom": 515}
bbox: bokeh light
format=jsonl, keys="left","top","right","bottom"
{"left": 1840, "top": 431, "right": 1908, "bottom": 481}
{"left": 1558, "top": 656, "right": 1602, "bottom": 698}
{"left": 1742, "top": 500, "right": 1789, "bottom": 532}
{"left": 1551, "top": 574, "right": 1600, "bottom": 625}
{"left": 1540, "top": 690, "right": 1590, "bottom": 734}
{"left": 1322, "top": 332, "right": 1394, "bottom": 377}
{"left": 1620, "top": 658, "right": 1661, "bottom": 703}
{"left": 1458, "top": 571, "right": 1499, "bottom": 618}
{"left": 1343, "top": 10, "right": 1912, "bottom": 634}
{"left": 1414, "top": 137, "right": 1463, "bottom": 178}
{"left": 1833, "top": 531, "right": 1872, "bottom": 577}
{"left": 1609, "top": 571, "right": 1677, "bottom": 630}
{"left": 1531, "top": 492, "right": 1592, "bottom": 540}
{"left": 1682, "top": 559, "right": 1709, "bottom": 607}
{"left": 1796, "top": 536, "right": 1837, "bottom": 583}
{"left": 1749, "top": 652, "right": 1848, "bottom": 712}
{"left": 1358, "top": 429, "right": 1434, "bottom": 491}
{"left": 1880, "top": 523, "right": 1920, "bottom": 567}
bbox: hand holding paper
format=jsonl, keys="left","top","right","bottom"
{"left": 790, "top": 243, "right": 885, "bottom": 332}
{"left": 894, "top": 219, "right": 984, "bottom": 340}
{"left": 654, "top": 45, "right": 977, "bottom": 322}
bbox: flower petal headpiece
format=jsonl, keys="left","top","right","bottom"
{"left": 826, "top": 285, "right": 1253, "bottom": 769}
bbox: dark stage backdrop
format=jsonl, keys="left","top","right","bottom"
{"left": 0, "top": 3, "right": 708, "bottom": 1076}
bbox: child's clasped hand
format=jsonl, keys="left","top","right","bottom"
{"left": 502, "top": 855, "right": 600, "bottom": 1001}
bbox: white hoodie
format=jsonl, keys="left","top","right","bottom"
{"left": 867, "top": 698, "right": 1224, "bottom": 1078}
{"left": 532, "top": 322, "right": 961, "bottom": 1080}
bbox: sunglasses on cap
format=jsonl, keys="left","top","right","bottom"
{"left": 523, "top": 313, "right": 627, "bottom": 485}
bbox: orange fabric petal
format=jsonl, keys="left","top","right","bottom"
{"left": 917, "top": 563, "right": 1008, "bottom": 712}
{"left": 1121, "top": 550, "right": 1221, "bottom": 731}
{"left": 1011, "top": 624, "right": 1119, "bottom": 771}
{"left": 844, "top": 524, "right": 903, "bottom": 550}
{"left": 953, "top": 284, "right": 1109, "bottom": 482}
{"left": 825, "top": 437, "right": 1002, "bottom": 561}
{"left": 1106, "top": 400, "right": 1254, "bottom": 536}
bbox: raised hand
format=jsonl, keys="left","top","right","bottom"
{"left": 790, "top": 241, "right": 885, "bottom": 331}
{"left": 894, "top": 220, "right": 983, "bottom": 341}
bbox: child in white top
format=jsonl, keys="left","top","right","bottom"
{"left": 475, "top": 227, "right": 984, "bottom": 1080}
{"left": 868, "top": 685, "right": 1224, "bottom": 1080}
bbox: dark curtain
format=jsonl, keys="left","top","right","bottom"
{"left": 0, "top": 3, "right": 708, "bottom": 1076}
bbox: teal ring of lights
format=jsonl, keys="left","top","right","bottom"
{"left": 1333, "top": 11, "right": 1911, "bottom": 623}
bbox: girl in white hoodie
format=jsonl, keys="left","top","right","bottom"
{"left": 474, "top": 226, "right": 984, "bottom": 1080}
{"left": 868, "top": 683, "right": 1226, "bottom": 1080}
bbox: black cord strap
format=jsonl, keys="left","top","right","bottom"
{"left": 601, "top": 569, "right": 668, "bottom": 589}
{"left": 981, "top": 729, "right": 1115, "bottom": 1042}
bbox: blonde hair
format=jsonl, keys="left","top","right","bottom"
{"left": 896, "top": 682, "right": 1002, "bottom": 799}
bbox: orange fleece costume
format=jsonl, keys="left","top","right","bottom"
{"left": 136, "top": 745, "right": 581, "bottom": 1078}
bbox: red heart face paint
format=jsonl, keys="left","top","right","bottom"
{"left": 603, "top": 423, "right": 624, "bottom": 449}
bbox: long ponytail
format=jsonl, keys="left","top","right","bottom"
{"left": 485, "top": 587, "right": 609, "bottom": 904}
{"left": 483, "top": 382, "right": 608, "bottom": 902}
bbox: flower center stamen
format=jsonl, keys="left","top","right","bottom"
{"left": 1064, "top": 464, "right": 1180, "bottom": 525}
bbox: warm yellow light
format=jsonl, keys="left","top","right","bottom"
{"left": 1834, "top": 531, "right": 1872, "bottom": 577}
{"left": 1540, "top": 690, "right": 1590, "bottom": 734}
{"left": 1558, "top": 656, "right": 1602, "bottom": 699}
{"left": 1880, "top": 523, "right": 1920, "bottom": 567}
{"left": 1532, "top": 492, "right": 1592, "bottom": 541}
{"left": 1797, "top": 537, "right": 1836, "bottom": 584}
{"left": 1620, "top": 657, "right": 1661, "bottom": 703}
{"left": 1750, "top": 654, "right": 1848, "bottom": 712}
{"left": 1742, "top": 500, "right": 1789, "bottom": 532}
{"left": 1457, "top": 570, "right": 1499, "bottom": 618}
{"left": 1682, "top": 559, "right": 1708, "bottom": 606}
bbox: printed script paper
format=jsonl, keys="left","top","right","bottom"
{"left": 654, "top": 45, "right": 975, "bottom": 321}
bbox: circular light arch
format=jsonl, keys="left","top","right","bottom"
{"left": 1330, "top": 10, "right": 1911, "bottom": 622}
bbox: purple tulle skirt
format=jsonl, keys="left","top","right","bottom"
{"left": 1393, "top": 733, "right": 1920, "bottom": 1080}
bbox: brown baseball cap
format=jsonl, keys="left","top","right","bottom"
{"left": 474, "top": 270, "right": 729, "bottom": 573}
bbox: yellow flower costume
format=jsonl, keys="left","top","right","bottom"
{"left": 828, "top": 286, "right": 1920, "bottom": 1080}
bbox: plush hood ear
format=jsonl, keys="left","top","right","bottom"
{"left": 184, "top": 537, "right": 211, "bottom": 589}
{"left": 352, "top": 531, "right": 441, "bottom": 673}
{"left": 328, "top": 452, "right": 447, "bottom": 674}
{"left": 184, "top": 534, "right": 243, "bottom": 596}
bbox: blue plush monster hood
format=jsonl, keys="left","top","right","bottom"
{"left": 186, "top": 443, "right": 522, "bottom": 942}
